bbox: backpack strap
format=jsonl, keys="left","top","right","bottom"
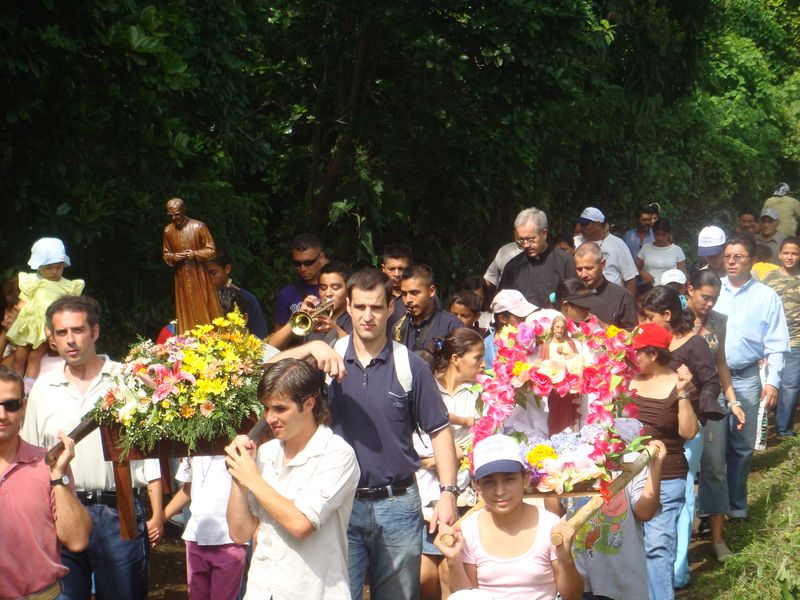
{"left": 391, "top": 341, "right": 413, "bottom": 394}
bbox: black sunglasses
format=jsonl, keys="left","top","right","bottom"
{"left": 0, "top": 398, "right": 23, "bottom": 412}
{"left": 292, "top": 253, "right": 321, "bottom": 267}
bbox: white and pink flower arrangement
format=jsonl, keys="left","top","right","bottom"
{"left": 471, "top": 317, "right": 648, "bottom": 498}
{"left": 90, "top": 310, "right": 264, "bottom": 456}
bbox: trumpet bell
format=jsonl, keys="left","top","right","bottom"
{"left": 288, "top": 298, "right": 335, "bottom": 336}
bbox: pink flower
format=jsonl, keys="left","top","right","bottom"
{"left": 200, "top": 401, "right": 216, "bottom": 417}
{"left": 532, "top": 371, "right": 553, "bottom": 397}
{"left": 622, "top": 402, "right": 639, "bottom": 419}
{"left": 589, "top": 437, "right": 611, "bottom": 463}
{"left": 148, "top": 362, "right": 196, "bottom": 402}
{"left": 586, "top": 401, "right": 614, "bottom": 427}
{"left": 515, "top": 323, "right": 536, "bottom": 352}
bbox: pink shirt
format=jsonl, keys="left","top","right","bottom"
{"left": 0, "top": 438, "right": 70, "bottom": 598}
{"left": 461, "top": 507, "right": 559, "bottom": 600}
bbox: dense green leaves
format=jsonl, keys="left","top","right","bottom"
{"left": 2, "top": 0, "right": 800, "bottom": 354}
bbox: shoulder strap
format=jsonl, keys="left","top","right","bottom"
{"left": 325, "top": 335, "right": 351, "bottom": 387}
{"left": 326, "top": 336, "right": 413, "bottom": 395}
{"left": 391, "top": 341, "right": 413, "bottom": 393}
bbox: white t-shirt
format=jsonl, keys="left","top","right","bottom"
{"left": 245, "top": 425, "right": 360, "bottom": 600}
{"left": 637, "top": 243, "right": 686, "bottom": 285}
{"left": 175, "top": 456, "right": 237, "bottom": 546}
{"left": 597, "top": 234, "right": 638, "bottom": 286}
{"left": 461, "top": 507, "right": 559, "bottom": 600}
{"left": 484, "top": 242, "right": 523, "bottom": 287}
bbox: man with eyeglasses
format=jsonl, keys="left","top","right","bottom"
{"left": 0, "top": 365, "right": 92, "bottom": 599}
{"left": 714, "top": 235, "right": 789, "bottom": 522}
{"left": 273, "top": 233, "right": 329, "bottom": 332}
{"left": 497, "top": 207, "right": 576, "bottom": 308}
{"left": 22, "top": 295, "right": 164, "bottom": 599}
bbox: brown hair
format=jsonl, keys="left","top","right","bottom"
{"left": 346, "top": 267, "right": 394, "bottom": 304}
{"left": 257, "top": 359, "right": 330, "bottom": 425}
{"left": 0, "top": 365, "right": 24, "bottom": 397}
{"left": 432, "top": 327, "right": 484, "bottom": 373}
{"left": 45, "top": 295, "right": 101, "bottom": 332}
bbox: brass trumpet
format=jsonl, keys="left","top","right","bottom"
{"left": 289, "top": 298, "right": 335, "bottom": 336}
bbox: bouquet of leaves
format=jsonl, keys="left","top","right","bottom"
{"left": 90, "top": 310, "right": 264, "bottom": 456}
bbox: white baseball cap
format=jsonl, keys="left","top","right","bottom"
{"left": 577, "top": 207, "right": 605, "bottom": 224}
{"left": 473, "top": 434, "right": 525, "bottom": 480}
{"left": 28, "top": 238, "right": 71, "bottom": 269}
{"left": 697, "top": 226, "right": 726, "bottom": 257}
{"left": 490, "top": 289, "right": 538, "bottom": 318}
{"left": 660, "top": 269, "right": 687, "bottom": 285}
{"left": 760, "top": 207, "right": 779, "bottom": 220}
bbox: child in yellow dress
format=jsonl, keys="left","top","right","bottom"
{"left": 7, "top": 238, "right": 84, "bottom": 384}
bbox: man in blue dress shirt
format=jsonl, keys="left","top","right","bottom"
{"left": 714, "top": 234, "right": 790, "bottom": 520}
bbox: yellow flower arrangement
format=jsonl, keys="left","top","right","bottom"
{"left": 90, "top": 308, "right": 264, "bottom": 455}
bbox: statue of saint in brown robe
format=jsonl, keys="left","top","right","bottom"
{"left": 162, "top": 198, "right": 223, "bottom": 333}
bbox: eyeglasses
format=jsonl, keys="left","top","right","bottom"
{"left": 292, "top": 253, "right": 321, "bottom": 267}
{"left": 515, "top": 236, "right": 540, "bottom": 248}
{"left": 0, "top": 399, "right": 23, "bottom": 412}
{"left": 723, "top": 254, "right": 751, "bottom": 262}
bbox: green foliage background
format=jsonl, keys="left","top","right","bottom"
{"left": 3, "top": 0, "right": 800, "bottom": 355}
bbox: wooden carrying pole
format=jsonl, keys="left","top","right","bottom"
{"left": 551, "top": 446, "right": 656, "bottom": 546}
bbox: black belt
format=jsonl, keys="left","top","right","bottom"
{"left": 76, "top": 490, "right": 142, "bottom": 508}
{"left": 355, "top": 476, "right": 415, "bottom": 500}
{"left": 730, "top": 363, "right": 759, "bottom": 378}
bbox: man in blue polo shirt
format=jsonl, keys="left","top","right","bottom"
{"left": 714, "top": 234, "right": 789, "bottom": 521}
{"left": 266, "top": 268, "right": 458, "bottom": 600}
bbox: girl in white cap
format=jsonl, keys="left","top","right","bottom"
{"left": 6, "top": 238, "right": 84, "bottom": 384}
{"left": 434, "top": 434, "right": 583, "bottom": 600}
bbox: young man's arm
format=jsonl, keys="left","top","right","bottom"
{"left": 225, "top": 436, "right": 315, "bottom": 540}
{"left": 429, "top": 425, "right": 457, "bottom": 532}
{"left": 49, "top": 433, "right": 92, "bottom": 552}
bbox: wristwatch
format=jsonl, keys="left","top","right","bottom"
{"left": 50, "top": 474, "right": 70, "bottom": 487}
{"left": 439, "top": 485, "right": 460, "bottom": 495}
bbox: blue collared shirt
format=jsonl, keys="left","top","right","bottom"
{"left": 622, "top": 227, "right": 654, "bottom": 260}
{"left": 715, "top": 276, "right": 789, "bottom": 388}
{"left": 327, "top": 338, "right": 449, "bottom": 487}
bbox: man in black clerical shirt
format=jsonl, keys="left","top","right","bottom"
{"left": 497, "top": 207, "right": 576, "bottom": 308}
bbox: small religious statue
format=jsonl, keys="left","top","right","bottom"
{"left": 543, "top": 316, "right": 578, "bottom": 359}
{"left": 162, "top": 198, "right": 223, "bottom": 333}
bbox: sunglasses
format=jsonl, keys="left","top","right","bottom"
{"left": 292, "top": 253, "right": 321, "bottom": 268}
{"left": 0, "top": 398, "right": 23, "bottom": 412}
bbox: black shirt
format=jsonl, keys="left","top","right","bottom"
{"left": 498, "top": 245, "right": 576, "bottom": 308}
{"left": 393, "top": 307, "right": 462, "bottom": 352}
{"left": 592, "top": 279, "right": 639, "bottom": 330}
{"left": 669, "top": 335, "right": 725, "bottom": 422}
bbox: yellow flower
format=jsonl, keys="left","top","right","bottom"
{"left": 227, "top": 310, "right": 246, "bottom": 327}
{"left": 212, "top": 316, "right": 231, "bottom": 328}
{"left": 512, "top": 361, "right": 531, "bottom": 377}
{"left": 526, "top": 444, "right": 558, "bottom": 468}
{"left": 606, "top": 325, "right": 622, "bottom": 338}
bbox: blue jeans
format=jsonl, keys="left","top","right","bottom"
{"left": 61, "top": 497, "right": 149, "bottom": 600}
{"left": 347, "top": 483, "right": 423, "bottom": 600}
{"left": 728, "top": 374, "right": 761, "bottom": 518}
{"left": 643, "top": 477, "right": 686, "bottom": 600}
{"left": 674, "top": 429, "right": 703, "bottom": 588}
{"left": 777, "top": 347, "right": 800, "bottom": 437}
{"left": 698, "top": 401, "right": 729, "bottom": 516}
